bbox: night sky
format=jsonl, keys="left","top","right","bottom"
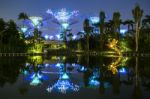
{"left": 0, "top": 0, "right": 150, "bottom": 35}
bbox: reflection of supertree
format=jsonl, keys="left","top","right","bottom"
{"left": 47, "top": 73, "right": 79, "bottom": 94}
{"left": 46, "top": 63, "right": 80, "bottom": 94}
{"left": 46, "top": 8, "right": 79, "bottom": 41}
{"left": 88, "top": 68, "right": 100, "bottom": 88}
{"left": 21, "top": 62, "right": 48, "bottom": 86}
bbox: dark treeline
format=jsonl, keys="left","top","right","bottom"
{"left": 0, "top": 19, "right": 26, "bottom": 53}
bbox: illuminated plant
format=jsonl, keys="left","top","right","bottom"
{"left": 107, "top": 39, "right": 131, "bottom": 74}
{"left": 107, "top": 39, "right": 122, "bottom": 56}
{"left": 46, "top": 8, "right": 78, "bottom": 23}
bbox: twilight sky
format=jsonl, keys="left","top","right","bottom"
{"left": 0, "top": 0, "right": 150, "bottom": 35}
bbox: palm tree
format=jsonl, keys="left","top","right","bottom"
{"left": 132, "top": 5, "right": 143, "bottom": 52}
{"left": 83, "top": 19, "right": 92, "bottom": 52}
{"left": 112, "top": 12, "right": 121, "bottom": 39}
{"left": 18, "top": 12, "right": 29, "bottom": 20}
{"left": 132, "top": 57, "right": 142, "bottom": 99}
{"left": 99, "top": 11, "right": 106, "bottom": 51}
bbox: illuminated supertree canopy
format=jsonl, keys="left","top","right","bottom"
{"left": 29, "top": 16, "right": 43, "bottom": 28}
{"left": 46, "top": 8, "right": 79, "bottom": 41}
{"left": 18, "top": 16, "right": 44, "bottom": 38}
{"left": 46, "top": 8, "right": 78, "bottom": 24}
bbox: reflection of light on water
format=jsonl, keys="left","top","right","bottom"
{"left": 56, "top": 63, "right": 63, "bottom": 67}
{"left": 26, "top": 72, "right": 48, "bottom": 86}
{"left": 61, "top": 73, "right": 69, "bottom": 79}
{"left": 81, "top": 66, "right": 87, "bottom": 71}
{"left": 44, "top": 63, "right": 50, "bottom": 67}
{"left": 30, "top": 76, "right": 42, "bottom": 86}
{"left": 47, "top": 79, "right": 79, "bottom": 94}
{"left": 78, "top": 66, "right": 87, "bottom": 72}
{"left": 89, "top": 79, "right": 100, "bottom": 87}
{"left": 23, "top": 70, "right": 28, "bottom": 75}
{"left": 88, "top": 68, "right": 100, "bottom": 88}
{"left": 47, "top": 71, "right": 79, "bottom": 94}
{"left": 119, "top": 67, "right": 127, "bottom": 74}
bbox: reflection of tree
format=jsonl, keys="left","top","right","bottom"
{"left": 0, "top": 57, "right": 26, "bottom": 87}
{"left": 108, "top": 57, "right": 122, "bottom": 74}
{"left": 112, "top": 74, "right": 120, "bottom": 94}
{"left": 18, "top": 86, "right": 28, "bottom": 95}
{"left": 132, "top": 57, "right": 142, "bottom": 99}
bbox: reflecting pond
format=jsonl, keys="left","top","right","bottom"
{"left": 0, "top": 55, "right": 150, "bottom": 99}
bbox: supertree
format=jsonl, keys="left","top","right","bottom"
{"left": 19, "top": 16, "right": 43, "bottom": 38}
{"left": 46, "top": 8, "right": 79, "bottom": 41}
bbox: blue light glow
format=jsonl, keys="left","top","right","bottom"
{"left": 49, "top": 36, "right": 53, "bottom": 40}
{"left": 29, "top": 16, "right": 42, "bottom": 27}
{"left": 89, "top": 79, "right": 100, "bottom": 87}
{"left": 56, "top": 63, "right": 64, "bottom": 68}
{"left": 30, "top": 76, "right": 42, "bottom": 86}
{"left": 73, "top": 35, "right": 77, "bottom": 40}
{"left": 26, "top": 72, "right": 48, "bottom": 86}
{"left": 120, "top": 29, "right": 127, "bottom": 35}
{"left": 44, "top": 63, "right": 50, "bottom": 67}
{"left": 44, "top": 35, "right": 49, "bottom": 40}
{"left": 90, "top": 17, "right": 99, "bottom": 24}
{"left": 23, "top": 70, "right": 29, "bottom": 75}
{"left": 78, "top": 66, "right": 87, "bottom": 72}
{"left": 62, "top": 23, "right": 69, "bottom": 29}
{"left": 61, "top": 73, "right": 69, "bottom": 79}
{"left": 88, "top": 68, "right": 100, "bottom": 88}
{"left": 119, "top": 67, "right": 127, "bottom": 74}
{"left": 56, "top": 34, "right": 61, "bottom": 40}
{"left": 21, "top": 27, "right": 28, "bottom": 33}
